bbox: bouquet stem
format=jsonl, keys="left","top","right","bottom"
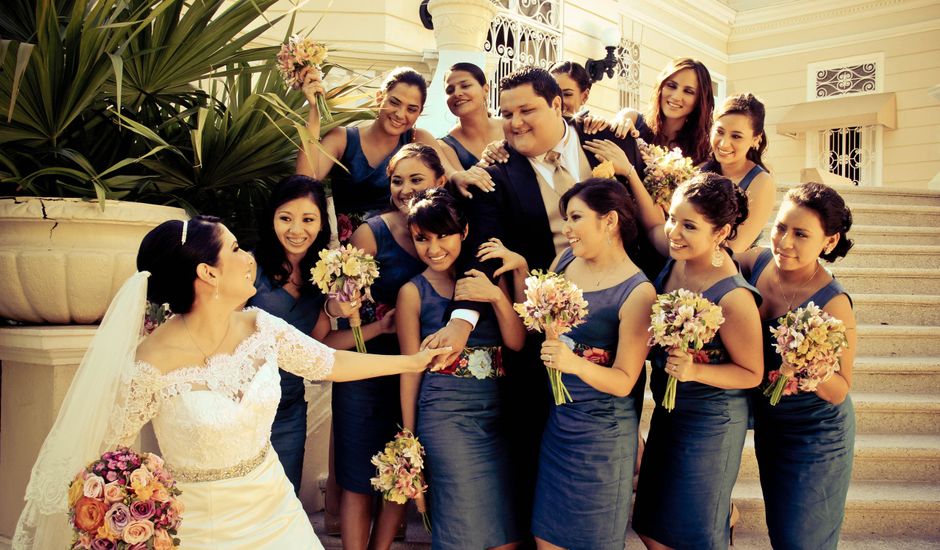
{"left": 546, "top": 331, "right": 572, "bottom": 406}
{"left": 763, "top": 374, "right": 789, "bottom": 406}
{"left": 661, "top": 375, "right": 677, "bottom": 412}
{"left": 316, "top": 90, "right": 333, "bottom": 123}
{"left": 349, "top": 309, "right": 367, "bottom": 353}
{"left": 415, "top": 492, "right": 431, "bottom": 533}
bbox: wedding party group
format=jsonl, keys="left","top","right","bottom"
{"left": 14, "top": 53, "right": 856, "bottom": 550}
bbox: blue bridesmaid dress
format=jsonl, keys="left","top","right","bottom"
{"left": 248, "top": 266, "right": 325, "bottom": 493}
{"left": 632, "top": 257, "right": 760, "bottom": 550}
{"left": 747, "top": 248, "right": 855, "bottom": 550}
{"left": 531, "top": 249, "right": 650, "bottom": 550}
{"left": 439, "top": 134, "right": 479, "bottom": 170}
{"left": 330, "top": 127, "right": 414, "bottom": 220}
{"left": 411, "top": 274, "right": 521, "bottom": 549}
{"left": 332, "top": 216, "right": 426, "bottom": 495}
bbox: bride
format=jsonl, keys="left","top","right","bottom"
{"left": 13, "top": 215, "right": 450, "bottom": 549}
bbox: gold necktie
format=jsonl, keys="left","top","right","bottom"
{"left": 544, "top": 150, "right": 576, "bottom": 195}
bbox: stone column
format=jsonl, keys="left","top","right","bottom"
{"left": 0, "top": 326, "right": 96, "bottom": 538}
{"left": 421, "top": 0, "right": 498, "bottom": 138}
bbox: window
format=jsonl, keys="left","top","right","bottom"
{"left": 616, "top": 38, "right": 640, "bottom": 110}
{"left": 483, "top": 1, "right": 562, "bottom": 110}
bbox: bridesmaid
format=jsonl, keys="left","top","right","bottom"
{"left": 700, "top": 93, "right": 776, "bottom": 253}
{"left": 325, "top": 144, "right": 446, "bottom": 550}
{"left": 630, "top": 172, "right": 764, "bottom": 550}
{"left": 397, "top": 187, "right": 525, "bottom": 550}
{"left": 532, "top": 179, "right": 655, "bottom": 550}
{"left": 438, "top": 62, "right": 505, "bottom": 170}
{"left": 609, "top": 58, "right": 715, "bottom": 165}
{"left": 738, "top": 182, "right": 856, "bottom": 549}
{"left": 249, "top": 175, "right": 332, "bottom": 494}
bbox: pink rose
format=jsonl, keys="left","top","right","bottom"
{"left": 130, "top": 499, "right": 155, "bottom": 521}
{"left": 83, "top": 475, "right": 105, "bottom": 499}
{"left": 143, "top": 453, "right": 164, "bottom": 472}
{"left": 90, "top": 539, "right": 114, "bottom": 550}
{"left": 337, "top": 214, "right": 353, "bottom": 242}
{"left": 103, "top": 481, "right": 125, "bottom": 503}
{"left": 104, "top": 503, "right": 131, "bottom": 535}
{"left": 122, "top": 520, "right": 154, "bottom": 544}
{"left": 153, "top": 529, "right": 174, "bottom": 550}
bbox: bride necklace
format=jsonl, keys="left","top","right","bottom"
{"left": 774, "top": 262, "right": 820, "bottom": 310}
{"left": 181, "top": 314, "right": 233, "bottom": 362}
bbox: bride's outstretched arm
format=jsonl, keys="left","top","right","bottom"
{"left": 269, "top": 310, "right": 450, "bottom": 382}
{"left": 103, "top": 363, "right": 162, "bottom": 449}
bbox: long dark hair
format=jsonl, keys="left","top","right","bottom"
{"left": 646, "top": 58, "right": 714, "bottom": 165}
{"left": 701, "top": 93, "right": 769, "bottom": 174}
{"left": 255, "top": 175, "right": 330, "bottom": 290}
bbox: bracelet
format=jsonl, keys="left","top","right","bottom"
{"left": 323, "top": 298, "right": 340, "bottom": 321}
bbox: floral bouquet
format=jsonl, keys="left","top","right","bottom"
{"left": 637, "top": 139, "right": 698, "bottom": 209}
{"left": 370, "top": 428, "right": 430, "bottom": 532}
{"left": 68, "top": 448, "right": 183, "bottom": 549}
{"left": 649, "top": 289, "right": 725, "bottom": 412}
{"left": 513, "top": 270, "right": 590, "bottom": 405}
{"left": 764, "top": 301, "right": 848, "bottom": 405}
{"left": 277, "top": 34, "right": 332, "bottom": 122}
{"left": 311, "top": 244, "right": 380, "bottom": 352}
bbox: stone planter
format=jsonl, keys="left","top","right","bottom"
{"left": 0, "top": 197, "right": 187, "bottom": 324}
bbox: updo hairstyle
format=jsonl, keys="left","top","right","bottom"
{"left": 784, "top": 182, "right": 854, "bottom": 262}
{"left": 677, "top": 172, "right": 749, "bottom": 241}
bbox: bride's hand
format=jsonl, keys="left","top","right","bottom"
{"left": 412, "top": 346, "right": 453, "bottom": 372}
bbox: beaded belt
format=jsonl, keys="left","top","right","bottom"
{"left": 436, "top": 346, "right": 504, "bottom": 379}
{"left": 171, "top": 443, "right": 270, "bottom": 483}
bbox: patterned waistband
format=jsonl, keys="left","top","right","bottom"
{"left": 570, "top": 341, "right": 612, "bottom": 367}
{"left": 436, "top": 346, "right": 504, "bottom": 379}
{"left": 170, "top": 443, "right": 270, "bottom": 483}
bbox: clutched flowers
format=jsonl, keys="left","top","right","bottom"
{"left": 513, "top": 270, "right": 590, "bottom": 405}
{"left": 277, "top": 34, "right": 332, "bottom": 121}
{"left": 311, "top": 244, "right": 380, "bottom": 352}
{"left": 637, "top": 139, "right": 698, "bottom": 209}
{"left": 370, "top": 428, "right": 430, "bottom": 532}
{"left": 68, "top": 448, "right": 183, "bottom": 549}
{"left": 648, "top": 289, "right": 724, "bottom": 412}
{"left": 764, "top": 301, "right": 848, "bottom": 405}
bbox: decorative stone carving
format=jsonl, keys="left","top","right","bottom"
{"left": 428, "top": 0, "right": 499, "bottom": 51}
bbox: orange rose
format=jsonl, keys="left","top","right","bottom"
{"left": 73, "top": 496, "right": 108, "bottom": 533}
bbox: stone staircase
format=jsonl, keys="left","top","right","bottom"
{"left": 303, "top": 184, "right": 940, "bottom": 549}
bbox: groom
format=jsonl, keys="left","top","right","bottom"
{"left": 424, "top": 65, "right": 649, "bottom": 538}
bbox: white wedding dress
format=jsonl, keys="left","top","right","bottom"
{"left": 104, "top": 308, "right": 331, "bottom": 549}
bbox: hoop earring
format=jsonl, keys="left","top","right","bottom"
{"left": 711, "top": 245, "right": 725, "bottom": 268}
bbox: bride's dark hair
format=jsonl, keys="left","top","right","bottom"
{"left": 137, "top": 215, "right": 223, "bottom": 314}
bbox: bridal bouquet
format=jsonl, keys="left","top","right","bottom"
{"left": 277, "top": 34, "right": 332, "bottom": 122}
{"left": 637, "top": 139, "right": 698, "bottom": 208}
{"left": 68, "top": 448, "right": 182, "bottom": 549}
{"left": 764, "top": 302, "right": 848, "bottom": 405}
{"left": 514, "top": 270, "right": 590, "bottom": 405}
{"left": 311, "top": 244, "right": 379, "bottom": 353}
{"left": 649, "top": 289, "right": 725, "bottom": 412}
{"left": 371, "top": 428, "right": 430, "bottom": 531}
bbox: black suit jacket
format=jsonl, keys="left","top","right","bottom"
{"left": 451, "top": 119, "right": 645, "bottom": 314}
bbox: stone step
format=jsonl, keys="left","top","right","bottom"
{"left": 830, "top": 267, "right": 940, "bottom": 295}
{"left": 736, "top": 433, "right": 940, "bottom": 484}
{"left": 853, "top": 294, "right": 940, "bottom": 325}
{"left": 856, "top": 325, "right": 940, "bottom": 356}
{"left": 851, "top": 356, "right": 940, "bottom": 393}
{"left": 776, "top": 183, "right": 940, "bottom": 207}
{"left": 731, "top": 479, "right": 940, "bottom": 536}
{"left": 852, "top": 392, "right": 940, "bottom": 435}
{"left": 775, "top": 203, "right": 940, "bottom": 227}
{"left": 833, "top": 244, "right": 940, "bottom": 269}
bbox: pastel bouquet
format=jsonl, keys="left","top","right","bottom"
{"left": 637, "top": 139, "right": 698, "bottom": 208}
{"left": 277, "top": 34, "right": 332, "bottom": 122}
{"left": 513, "top": 270, "right": 590, "bottom": 405}
{"left": 370, "top": 428, "right": 430, "bottom": 531}
{"left": 649, "top": 289, "right": 725, "bottom": 412}
{"left": 764, "top": 302, "right": 848, "bottom": 405}
{"left": 68, "top": 448, "right": 183, "bottom": 549}
{"left": 311, "top": 244, "right": 380, "bottom": 352}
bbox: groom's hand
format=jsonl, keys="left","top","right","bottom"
{"left": 420, "top": 319, "right": 472, "bottom": 367}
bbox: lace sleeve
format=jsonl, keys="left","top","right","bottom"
{"left": 103, "top": 362, "right": 162, "bottom": 448}
{"left": 260, "top": 310, "right": 336, "bottom": 380}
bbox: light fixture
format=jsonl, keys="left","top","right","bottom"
{"left": 585, "top": 27, "right": 620, "bottom": 83}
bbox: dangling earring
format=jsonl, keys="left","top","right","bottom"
{"left": 214, "top": 285, "right": 220, "bottom": 300}
{"left": 711, "top": 245, "right": 724, "bottom": 267}
{"left": 607, "top": 231, "right": 612, "bottom": 246}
